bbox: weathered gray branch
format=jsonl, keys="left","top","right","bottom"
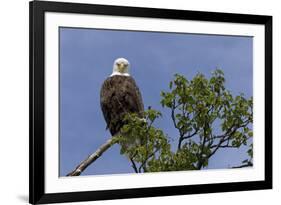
{"left": 66, "top": 136, "right": 118, "bottom": 176}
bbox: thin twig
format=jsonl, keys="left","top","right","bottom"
{"left": 182, "top": 129, "right": 199, "bottom": 140}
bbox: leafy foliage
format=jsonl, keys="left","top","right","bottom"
{"left": 118, "top": 70, "right": 253, "bottom": 172}
{"left": 117, "top": 109, "right": 169, "bottom": 172}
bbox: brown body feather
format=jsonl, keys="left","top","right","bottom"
{"left": 100, "top": 75, "right": 144, "bottom": 136}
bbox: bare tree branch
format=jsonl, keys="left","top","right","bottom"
{"left": 217, "top": 145, "right": 238, "bottom": 148}
{"left": 182, "top": 128, "right": 199, "bottom": 140}
{"left": 66, "top": 135, "right": 118, "bottom": 176}
{"left": 130, "top": 157, "right": 139, "bottom": 173}
{"left": 207, "top": 124, "right": 236, "bottom": 158}
{"left": 232, "top": 162, "right": 253, "bottom": 168}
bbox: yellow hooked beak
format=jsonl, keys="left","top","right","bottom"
{"left": 118, "top": 63, "right": 126, "bottom": 73}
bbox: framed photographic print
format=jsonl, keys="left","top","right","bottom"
{"left": 29, "top": 0, "right": 272, "bottom": 204}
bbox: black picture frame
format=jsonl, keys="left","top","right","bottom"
{"left": 29, "top": 0, "right": 272, "bottom": 204}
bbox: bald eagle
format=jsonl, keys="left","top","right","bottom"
{"left": 100, "top": 58, "right": 144, "bottom": 136}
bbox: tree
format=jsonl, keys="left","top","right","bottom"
{"left": 67, "top": 69, "right": 253, "bottom": 176}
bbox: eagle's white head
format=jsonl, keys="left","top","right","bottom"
{"left": 111, "top": 58, "right": 130, "bottom": 77}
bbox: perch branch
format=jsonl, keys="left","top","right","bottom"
{"left": 66, "top": 135, "right": 118, "bottom": 176}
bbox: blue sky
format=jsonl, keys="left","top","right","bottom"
{"left": 59, "top": 27, "right": 253, "bottom": 176}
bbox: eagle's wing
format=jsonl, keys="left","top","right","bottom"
{"left": 122, "top": 77, "right": 144, "bottom": 115}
